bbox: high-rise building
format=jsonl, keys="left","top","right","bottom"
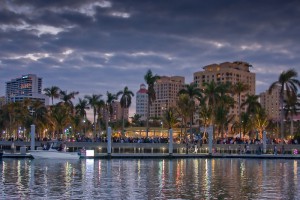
{"left": 193, "top": 61, "right": 256, "bottom": 117}
{"left": 260, "top": 85, "right": 300, "bottom": 121}
{"left": 260, "top": 85, "right": 281, "bottom": 121}
{"left": 150, "top": 76, "right": 185, "bottom": 118}
{"left": 136, "top": 84, "right": 148, "bottom": 121}
{"left": 5, "top": 74, "right": 49, "bottom": 105}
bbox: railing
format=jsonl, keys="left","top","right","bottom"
{"left": 0, "top": 141, "right": 299, "bottom": 155}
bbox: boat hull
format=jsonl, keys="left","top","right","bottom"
{"left": 29, "top": 150, "right": 79, "bottom": 159}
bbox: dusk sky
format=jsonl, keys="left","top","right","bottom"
{"left": 1, "top": 0, "right": 299, "bottom": 116}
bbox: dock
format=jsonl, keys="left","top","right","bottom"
{"left": 80, "top": 153, "right": 300, "bottom": 159}
{"left": 1, "top": 153, "right": 33, "bottom": 159}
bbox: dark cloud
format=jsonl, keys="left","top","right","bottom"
{"left": 0, "top": 0, "right": 300, "bottom": 115}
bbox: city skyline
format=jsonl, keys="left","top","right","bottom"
{"left": 1, "top": 0, "right": 300, "bottom": 116}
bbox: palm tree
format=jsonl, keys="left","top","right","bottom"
{"left": 269, "top": 69, "right": 300, "bottom": 141}
{"left": 105, "top": 92, "right": 117, "bottom": 131}
{"left": 233, "top": 82, "right": 249, "bottom": 137}
{"left": 59, "top": 90, "right": 79, "bottom": 111}
{"left": 95, "top": 99, "right": 105, "bottom": 136}
{"left": 197, "top": 99, "right": 212, "bottom": 140}
{"left": 179, "top": 82, "right": 202, "bottom": 140}
{"left": 177, "top": 94, "right": 195, "bottom": 153}
{"left": 144, "top": 69, "right": 160, "bottom": 137}
{"left": 240, "top": 112, "right": 252, "bottom": 139}
{"left": 75, "top": 98, "right": 89, "bottom": 119}
{"left": 117, "top": 86, "right": 134, "bottom": 137}
{"left": 214, "top": 95, "right": 234, "bottom": 138}
{"left": 84, "top": 94, "right": 102, "bottom": 137}
{"left": 203, "top": 80, "right": 221, "bottom": 139}
{"left": 130, "top": 114, "right": 142, "bottom": 127}
{"left": 241, "top": 94, "right": 261, "bottom": 114}
{"left": 49, "top": 104, "right": 70, "bottom": 137}
{"left": 283, "top": 93, "right": 299, "bottom": 136}
{"left": 43, "top": 86, "right": 60, "bottom": 105}
{"left": 163, "top": 107, "right": 178, "bottom": 130}
{"left": 31, "top": 100, "right": 48, "bottom": 138}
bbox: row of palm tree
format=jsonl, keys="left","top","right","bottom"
{"left": 0, "top": 69, "right": 299, "bottom": 142}
{"left": 157, "top": 69, "right": 300, "bottom": 143}
{"left": 0, "top": 85, "right": 135, "bottom": 139}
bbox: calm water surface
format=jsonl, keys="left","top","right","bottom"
{"left": 0, "top": 158, "right": 299, "bottom": 199}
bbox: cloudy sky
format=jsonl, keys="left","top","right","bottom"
{"left": 1, "top": 0, "right": 299, "bottom": 116}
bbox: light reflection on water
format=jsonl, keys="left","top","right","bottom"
{"left": 0, "top": 158, "right": 299, "bottom": 199}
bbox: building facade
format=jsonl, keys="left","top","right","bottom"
{"left": 136, "top": 84, "right": 148, "bottom": 121}
{"left": 150, "top": 76, "right": 185, "bottom": 118}
{"left": 193, "top": 61, "right": 256, "bottom": 117}
{"left": 260, "top": 85, "right": 281, "bottom": 121}
{"left": 101, "top": 101, "right": 129, "bottom": 123}
{"left": 5, "top": 74, "right": 49, "bottom": 105}
{"left": 111, "top": 101, "right": 129, "bottom": 122}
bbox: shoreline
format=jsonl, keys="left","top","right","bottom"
{"left": 2, "top": 152, "right": 300, "bottom": 160}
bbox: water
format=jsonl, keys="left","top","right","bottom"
{"left": 0, "top": 158, "right": 299, "bottom": 199}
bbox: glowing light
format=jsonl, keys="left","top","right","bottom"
{"left": 86, "top": 150, "right": 95, "bottom": 157}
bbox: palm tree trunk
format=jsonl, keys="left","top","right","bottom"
{"left": 122, "top": 107, "right": 125, "bottom": 137}
{"left": 291, "top": 117, "right": 294, "bottom": 136}
{"left": 280, "top": 94, "right": 284, "bottom": 143}
{"left": 238, "top": 93, "right": 242, "bottom": 139}
{"left": 190, "top": 113, "right": 193, "bottom": 141}
{"left": 146, "top": 98, "right": 150, "bottom": 138}
{"left": 184, "top": 120, "right": 188, "bottom": 154}
{"left": 93, "top": 109, "right": 96, "bottom": 139}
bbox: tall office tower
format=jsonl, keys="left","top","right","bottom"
{"left": 136, "top": 84, "right": 148, "bottom": 121}
{"left": 150, "top": 76, "right": 185, "bottom": 118}
{"left": 5, "top": 74, "right": 49, "bottom": 105}
{"left": 193, "top": 61, "right": 255, "bottom": 117}
{"left": 260, "top": 85, "right": 281, "bottom": 121}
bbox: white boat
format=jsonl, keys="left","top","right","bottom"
{"left": 29, "top": 142, "right": 79, "bottom": 159}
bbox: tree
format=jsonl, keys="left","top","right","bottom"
{"left": 75, "top": 98, "right": 89, "bottom": 119}
{"left": 203, "top": 80, "right": 221, "bottom": 139}
{"left": 105, "top": 92, "right": 117, "bottom": 131}
{"left": 179, "top": 82, "right": 202, "bottom": 140}
{"left": 283, "top": 93, "right": 300, "bottom": 136}
{"left": 144, "top": 69, "right": 160, "bottom": 137}
{"left": 75, "top": 98, "right": 89, "bottom": 135}
{"left": 117, "top": 86, "right": 134, "bottom": 137}
{"left": 253, "top": 107, "right": 269, "bottom": 139}
{"left": 95, "top": 99, "right": 105, "bottom": 136}
{"left": 163, "top": 107, "right": 178, "bottom": 130}
{"left": 59, "top": 90, "right": 79, "bottom": 111}
{"left": 233, "top": 82, "right": 249, "bottom": 137}
{"left": 269, "top": 69, "right": 300, "bottom": 141}
{"left": 84, "top": 94, "right": 102, "bottom": 137}
{"left": 197, "top": 99, "right": 212, "bottom": 139}
{"left": 130, "top": 114, "right": 142, "bottom": 127}
{"left": 241, "top": 94, "right": 261, "bottom": 114}
{"left": 43, "top": 86, "right": 60, "bottom": 105}
{"left": 177, "top": 94, "right": 195, "bottom": 153}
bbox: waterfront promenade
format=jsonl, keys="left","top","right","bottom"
{"left": 1, "top": 140, "right": 300, "bottom": 159}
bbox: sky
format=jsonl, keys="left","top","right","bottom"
{"left": 0, "top": 0, "right": 300, "bottom": 117}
